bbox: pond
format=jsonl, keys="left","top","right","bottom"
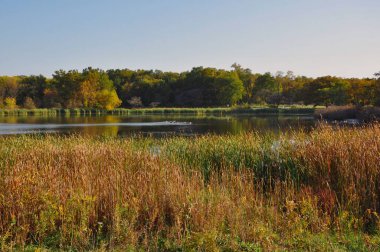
{"left": 0, "top": 114, "right": 315, "bottom": 136}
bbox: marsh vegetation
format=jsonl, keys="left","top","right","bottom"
{"left": 0, "top": 125, "right": 379, "bottom": 250}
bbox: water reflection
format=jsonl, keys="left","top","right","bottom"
{"left": 0, "top": 114, "right": 315, "bottom": 137}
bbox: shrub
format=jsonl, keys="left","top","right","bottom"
{"left": 23, "top": 97, "right": 36, "bottom": 109}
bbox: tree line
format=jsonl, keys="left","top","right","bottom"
{"left": 0, "top": 65, "right": 379, "bottom": 110}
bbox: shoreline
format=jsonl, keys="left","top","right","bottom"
{"left": 0, "top": 106, "right": 317, "bottom": 117}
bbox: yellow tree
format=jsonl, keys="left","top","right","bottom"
{"left": 95, "top": 90, "right": 122, "bottom": 110}
{"left": 4, "top": 97, "right": 17, "bottom": 109}
{"left": 79, "top": 80, "right": 97, "bottom": 107}
{"left": 81, "top": 68, "right": 122, "bottom": 109}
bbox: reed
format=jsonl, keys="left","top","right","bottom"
{"left": 0, "top": 106, "right": 316, "bottom": 117}
{"left": 0, "top": 126, "right": 379, "bottom": 250}
{"left": 315, "top": 105, "right": 380, "bottom": 122}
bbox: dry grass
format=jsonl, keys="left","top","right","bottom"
{"left": 0, "top": 126, "right": 380, "bottom": 250}
{"left": 315, "top": 105, "right": 380, "bottom": 122}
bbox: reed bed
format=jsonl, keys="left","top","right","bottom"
{"left": 0, "top": 125, "right": 380, "bottom": 250}
{"left": 315, "top": 105, "right": 380, "bottom": 122}
{"left": 0, "top": 106, "right": 315, "bottom": 117}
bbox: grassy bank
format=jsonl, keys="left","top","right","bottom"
{"left": 315, "top": 106, "right": 380, "bottom": 122}
{"left": 0, "top": 105, "right": 317, "bottom": 117}
{"left": 1, "top": 125, "right": 380, "bottom": 250}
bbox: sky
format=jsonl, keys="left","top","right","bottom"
{"left": 0, "top": 0, "right": 379, "bottom": 78}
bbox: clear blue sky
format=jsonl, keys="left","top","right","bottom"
{"left": 1, "top": 0, "right": 379, "bottom": 78}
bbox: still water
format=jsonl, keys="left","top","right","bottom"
{"left": 0, "top": 114, "right": 315, "bottom": 136}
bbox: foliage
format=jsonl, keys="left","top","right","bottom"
{"left": 23, "top": 97, "right": 36, "bottom": 109}
{"left": 231, "top": 63, "right": 257, "bottom": 102}
{"left": 213, "top": 70, "right": 244, "bottom": 105}
{"left": 127, "top": 96, "right": 143, "bottom": 107}
{"left": 17, "top": 75, "right": 47, "bottom": 107}
{"left": 302, "top": 76, "right": 351, "bottom": 106}
{"left": 0, "top": 76, "right": 19, "bottom": 100}
{"left": 4, "top": 97, "right": 17, "bottom": 109}
{"left": 95, "top": 89, "right": 122, "bottom": 110}
{"left": 173, "top": 67, "right": 244, "bottom": 106}
{"left": 52, "top": 69, "right": 82, "bottom": 108}
{"left": 0, "top": 67, "right": 379, "bottom": 109}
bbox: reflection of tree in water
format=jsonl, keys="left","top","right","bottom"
{"left": 246, "top": 115, "right": 314, "bottom": 134}
{"left": 0, "top": 114, "right": 123, "bottom": 125}
{"left": 74, "top": 116, "right": 122, "bottom": 137}
{"left": 0, "top": 116, "right": 19, "bottom": 124}
{"left": 65, "top": 115, "right": 123, "bottom": 124}
{"left": 208, "top": 115, "right": 314, "bottom": 135}
{"left": 221, "top": 116, "right": 277, "bottom": 134}
{"left": 0, "top": 114, "right": 315, "bottom": 136}
{"left": 80, "top": 125, "right": 119, "bottom": 137}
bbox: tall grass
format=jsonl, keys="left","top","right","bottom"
{"left": 0, "top": 126, "right": 379, "bottom": 250}
{"left": 315, "top": 105, "right": 380, "bottom": 122}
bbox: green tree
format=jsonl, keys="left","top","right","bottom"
{"left": 213, "top": 71, "right": 244, "bottom": 106}
{"left": 345, "top": 78, "right": 373, "bottom": 106}
{"left": 0, "top": 67, "right": 377, "bottom": 109}
{"left": 18, "top": 75, "right": 47, "bottom": 107}
{"left": 231, "top": 63, "right": 255, "bottom": 102}
{"left": 302, "top": 76, "right": 350, "bottom": 106}
{"left": 175, "top": 67, "right": 243, "bottom": 106}
{"left": 52, "top": 70, "right": 82, "bottom": 108}
{"left": 280, "top": 72, "right": 311, "bottom": 104}
{"left": 252, "top": 72, "right": 278, "bottom": 104}
{"left": 107, "top": 69, "right": 134, "bottom": 93}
